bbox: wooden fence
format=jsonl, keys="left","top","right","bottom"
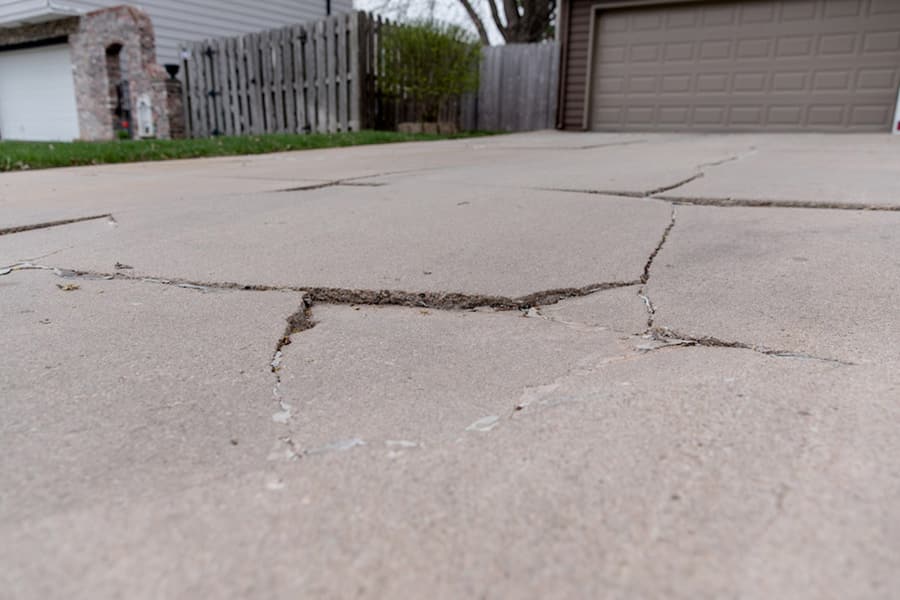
{"left": 475, "top": 43, "right": 559, "bottom": 132}
{"left": 181, "top": 14, "right": 560, "bottom": 137}
{"left": 182, "top": 12, "right": 374, "bottom": 137}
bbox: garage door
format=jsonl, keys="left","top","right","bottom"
{"left": 0, "top": 43, "right": 80, "bottom": 141}
{"left": 589, "top": 0, "right": 900, "bottom": 131}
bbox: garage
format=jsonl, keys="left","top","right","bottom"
{"left": 559, "top": 0, "right": 900, "bottom": 132}
{"left": 0, "top": 43, "right": 80, "bottom": 141}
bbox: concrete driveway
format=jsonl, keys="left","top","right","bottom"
{"left": 2, "top": 131, "right": 899, "bottom": 599}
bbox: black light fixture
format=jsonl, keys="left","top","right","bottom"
{"left": 164, "top": 63, "right": 180, "bottom": 79}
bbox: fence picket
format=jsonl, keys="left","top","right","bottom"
{"left": 182, "top": 14, "right": 560, "bottom": 137}
{"left": 304, "top": 24, "right": 316, "bottom": 133}
{"left": 337, "top": 15, "right": 348, "bottom": 132}
{"left": 349, "top": 12, "right": 361, "bottom": 131}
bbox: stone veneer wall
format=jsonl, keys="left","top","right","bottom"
{"left": 0, "top": 6, "right": 181, "bottom": 140}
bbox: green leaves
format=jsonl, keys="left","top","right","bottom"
{"left": 378, "top": 20, "right": 481, "bottom": 122}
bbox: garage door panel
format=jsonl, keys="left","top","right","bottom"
{"left": 871, "top": 0, "right": 900, "bottom": 15}
{"left": 589, "top": 0, "right": 900, "bottom": 132}
{"left": 0, "top": 44, "right": 80, "bottom": 141}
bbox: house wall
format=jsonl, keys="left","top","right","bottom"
{"left": 557, "top": 0, "right": 594, "bottom": 129}
{"left": 0, "top": 6, "right": 176, "bottom": 140}
{"left": 55, "top": 0, "right": 354, "bottom": 66}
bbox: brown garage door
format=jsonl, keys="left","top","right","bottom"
{"left": 589, "top": 0, "right": 900, "bottom": 131}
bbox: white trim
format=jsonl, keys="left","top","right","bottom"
{"left": 0, "top": 1, "right": 80, "bottom": 29}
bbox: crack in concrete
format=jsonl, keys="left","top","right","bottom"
{"left": 277, "top": 180, "right": 386, "bottom": 192}
{"left": 274, "top": 296, "right": 315, "bottom": 353}
{"left": 650, "top": 327, "right": 855, "bottom": 366}
{"left": 3, "top": 264, "right": 640, "bottom": 312}
{"left": 274, "top": 167, "right": 443, "bottom": 192}
{"left": 656, "top": 195, "right": 900, "bottom": 212}
{"left": 537, "top": 173, "right": 703, "bottom": 200}
{"left": 540, "top": 184, "right": 900, "bottom": 212}
{"left": 640, "top": 205, "right": 677, "bottom": 285}
{"left": 535, "top": 147, "right": 900, "bottom": 213}
{"left": 268, "top": 295, "right": 314, "bottom": 461}
{"left": 305, "top": 281, "right": 642, "bottom": 311}
{"left": 696, "top": 147, "right": 756, "bottom": 170}
{"left": 645, "top": 173, "right": 705, "bottom": 197}
{"left": 0, "top": 214, "right": 114, "bottom": 236}
{"left": 636, "top": 205, "right": 677, "bottom": 329}
{"left": 497, "top": 139, "right": 649, "bottom": 151}
{"left": 638, "top": 291, "right": 655, "bottom": 329}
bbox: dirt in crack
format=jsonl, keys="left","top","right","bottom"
{"left": 274, "top": 295, "right": 315, "bottom": 355}
{"left": 7, "top": 263, "right": 641, "bottom": 314}
{"left": 651, "top": 327, "right": 856, "bottom": 366}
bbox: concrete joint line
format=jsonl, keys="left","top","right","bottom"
{"left": 0, "top": 213, "right": 115, "bottom": 236}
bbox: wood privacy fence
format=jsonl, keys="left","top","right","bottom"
{"left": 181, "top": 13, "right": 560, "bottom": 137}
{"left": 475, "top": 43, "right": 560, "bottom": 132}
{"left": 182, "top": 12, "right": 379, "bottom": 137}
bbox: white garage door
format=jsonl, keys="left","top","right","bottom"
{"left": 0, "top": 44, "right": 80, "bottom": 141}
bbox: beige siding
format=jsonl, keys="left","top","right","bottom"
{"left": 56, "top": 0, "right": 353, "bottom": 65}
{"left": 562, "top": 0, "right": 632, "bottom": 129}
{"left": 561, "top": 0, "right": 592, "bottom": 129}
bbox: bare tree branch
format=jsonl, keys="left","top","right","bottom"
{"left": 457, "top": 0, "right": 492, "bottom": 45}
{"left": 456, "top": 0, "right": 554, "bottom": 44}
{"left": 485, "top": 0, "right": 509, "bottom": 42}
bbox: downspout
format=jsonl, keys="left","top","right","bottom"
{"left": 555, "top": 0, "right": 570, "bottom": 130}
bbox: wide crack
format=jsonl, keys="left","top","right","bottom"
{"left": 2, "top": 263, "right": 640, "bottom": 313}
{"left": 655, "top": 195, "right": 900, "bottom": 212}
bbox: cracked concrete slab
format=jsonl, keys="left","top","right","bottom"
{"left": 4, "top": 347, "right": 896, "bottom": 599}
{"left": 273, "top": 303, "right": 633, "bottom": 453}
{"left": 646, "top": 205, "right": 900, "bottom": 364}
{"left": 0, "top": 217, "right": 118, "bottom": 266}
{"left": 0, "top": 168, "right": 312, "bottom": 231}
{"left": 374, "top": 134, "right": 758, "bottom": 194}
{"left": 3, "top": 131, "right": 900, "bottom": 598}
{"left": 665, "top": 134, "right": 900, "bottom": 208}
{"left": 0, "top": 270, "right": 299, "bottom": 522}
{"left": 26, "top": 185, "right": 671, "bottom": 297}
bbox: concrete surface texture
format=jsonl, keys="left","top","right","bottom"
{"left": 1, "top": 131, "right": 899, "bottom": 599}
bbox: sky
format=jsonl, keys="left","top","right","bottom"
{"left": 352, "top": 0, "right": 506, "bottom": 45}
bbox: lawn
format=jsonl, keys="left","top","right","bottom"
{"left": 0, "top": 130, "right": 493, "bottom": 172}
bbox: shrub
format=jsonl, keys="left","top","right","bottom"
{"left": 379, "top": 20, "right": 481, "bottom": 123}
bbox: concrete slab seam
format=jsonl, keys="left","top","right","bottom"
{"left": 274, "top": 167, "right": 445, "bottom": 192}
{"left": 0, "top": 213, "right": 115, "bottom": 236}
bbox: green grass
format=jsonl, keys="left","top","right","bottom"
{"left": 0, "top": 130, "right": 495, "bottom": 172}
